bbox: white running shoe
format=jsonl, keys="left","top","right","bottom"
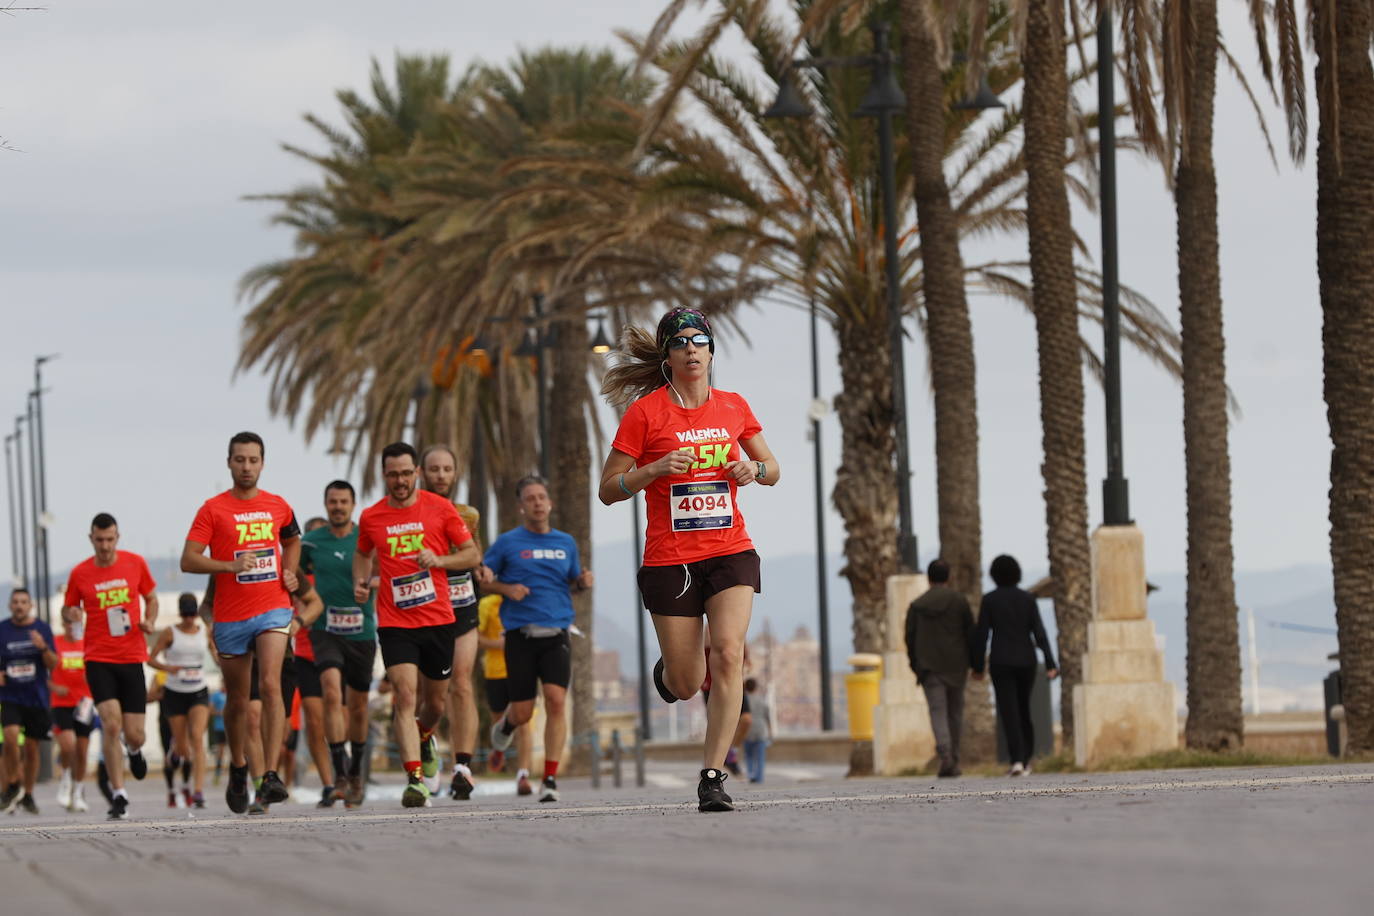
{"left": 1009, "top": 762, "right": 1025, "bottom": 777}
{"left": 70, "top": 783, "right": 88, "bottom": 813}
{"left": 56, "top": 770, "right": 73, "bottom": 809}
{"left": 490, "top": 718, "right": 516, "bottom": 753}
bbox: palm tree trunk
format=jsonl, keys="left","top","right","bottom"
{"left": 833, "top": 313, "right": 900, "bottom": 659}
{"left": 1021, "top": 0, "right": 1093, "bottom": 747}
{"left": 491, "top": 360, "right": 539, "bottom": 534}
{"left": 898, "top": 3, "right": 992, "bottom": 761}
{"left": 548, "top": 312, "right": 596, "bottom": 772}
{"left": 1177, "top": 0, "right": 1244, "bottom": 750}
{"left": 1315, "top": 0, "right": 1374, "bottom": 755}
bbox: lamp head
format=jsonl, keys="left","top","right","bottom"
{"left": 762, "top": 71, "right": 813, "bottom": 119}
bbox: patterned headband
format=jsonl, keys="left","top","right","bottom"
{"left": 658, "top": 308, "right": 714, "bottom": 353}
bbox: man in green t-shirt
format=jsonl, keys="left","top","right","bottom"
{"left": 301, "top": 480, "right": 377, "bottom": 807}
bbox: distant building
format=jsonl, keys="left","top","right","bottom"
{"left": 594, "top": 649, "right": 624, "bottom": 702}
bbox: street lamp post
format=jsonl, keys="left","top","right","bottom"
{"left": 26, "top": 391, "right": 45, "bottom": 617}
{"left": 631, "top": 493, "right": 650, "bottom": 740}
{"left": 4, "top": 433, "right": 19, "bottom": 584}
{"left": 1097, "top": 2, "right": 1130, "bottom": 524}
{"left": 765, "top": 20, "right": 918, "bottom": 571}
{"left": 13, "top": 416, "right": 29, "bottom": 591}
{"left": 809, "top": 294, "right": 834, "bottom": 731}
{"left": 531, "top": 293, "right": 550, "bottom": 479}
{"left": 33, "top": 355, "right": 56, "bottom": 617}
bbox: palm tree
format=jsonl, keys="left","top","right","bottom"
{"left": 1104, "top": 0, "right": 1306, "bottom": 750}
{"left": 1311, "top": 0, "right": 1374, "bottom": 754}
{"left": 1019, "top": 0, "right": 1093, "bottom": 746}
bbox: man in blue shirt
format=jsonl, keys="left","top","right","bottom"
{"left": 0, "top": 587, "right": 57, "bottom": 814}
{"left": 480, "top": 475, "right": 592, "bottom": 803}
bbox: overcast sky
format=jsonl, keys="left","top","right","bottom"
{"left": 0, "top": 2, "right": 1331, "bottom": 622}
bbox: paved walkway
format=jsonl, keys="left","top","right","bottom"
{"left": 1, "top": 764, "right": 1370, "bottom": 915}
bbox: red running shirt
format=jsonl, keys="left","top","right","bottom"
{"left": 63, "top": 551, "right": 158, "bottom": 664}
{"left": 357, "top": 490, "right": 473, "bottom": 629}
{"left": 50, "top": 633, "right": 90, "bottom": 708}
{"left": 186, "top": 490, "right": 298, "bottom": 623}
{"left": 293, "top": 573, "right": 315, "bottom": 660}
{"left": 612, "top": 386, "right": 762, "bottom": 566}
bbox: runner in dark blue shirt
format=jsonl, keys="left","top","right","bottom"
{"left": 479, "top": 475, "right": 593, "bottom": 802}
{"left": 0, "top": 588, "right": 57, "bottom": 813}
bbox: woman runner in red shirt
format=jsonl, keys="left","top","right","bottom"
{"left": 599, "top": 307, "right": 779, "bottom": 812}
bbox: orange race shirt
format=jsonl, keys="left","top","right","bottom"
{"left": 186, "top": 490, "right": 298, "bottom": 623}
{"left": 50, "top": 633, "right": 90, "bottom": 708}
{"left": 63, "top": 551, "right": 158, "bottom": 664}
{"left": 357, "top": 490, "right": 473, "bottom": 629}
{"left": 612, "top": 386, "right": 762, "bottom": 566}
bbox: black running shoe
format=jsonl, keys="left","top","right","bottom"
{"left": 538, "top": 777, "right": 559, "bottom": 803}
{"left": 127, "top": 749, "right": 148, "bottom": 781}
{"left": 96, "top": 760, "right": 114, "bottom": 804}
{"left": 316, "top": 786, "right": 338, "bottom": 809}
{"left": 19, "top": 794, "right": 38, "bottom": 815}
{"left": 259, "top": 770, "right": 289, "bottom": 804}
{"left": 449, "top": 769, "right": 474, "bottom": 801}
{"left": 697, "top": 768, "right": 734, "bottom": 812}
{"left": 653, "top": 657, "right": 678, "bottom": 704}
{"left": 107, "top": 795, "right": 129, "bottom": 821}
{"left": 0, "top": 783, "right": 17, "bottom": 810}
{"left": 226, "top": 764, "right": 250, "bottom": 814}
{"left": 248, "top": 792, "right": 268, "bottom": 816}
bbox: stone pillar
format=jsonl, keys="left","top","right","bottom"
{"left": 1072, "top": 525, "right": 1178, "bottom": 767}
{"left": 872, "top": 573, "right": 938, "bottom": 775}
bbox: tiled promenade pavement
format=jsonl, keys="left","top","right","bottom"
{"left": 0, "top": 764, "right": 1369, "bottom": 915}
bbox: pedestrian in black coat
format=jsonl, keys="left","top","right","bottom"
{"left": 971, "top": 555, "right": 1058, "bottom": 775}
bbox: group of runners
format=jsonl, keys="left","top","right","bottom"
{"left": 0, "top": 306, "right": 778, "bottom": 817}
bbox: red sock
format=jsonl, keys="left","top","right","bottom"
{"left": 404, "top": 761, "right": 422, "bottom": 779}
{"left": 544, "top": 760, "right": 559, "bottom": 780}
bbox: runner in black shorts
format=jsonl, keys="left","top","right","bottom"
{"left": 420, "top": 446, "right": 484, "bottom": 800}
{"left": 0, "top": 588, "right": 56, "bottom": 815}
{"left": 62, "top": 514, "right": 161, "bottom": 820}
{"left": 481, "top": 476, "right": 593, "bottom": 804}
{"left": 301, "top": 480, "right": 377, "bottom": 808}
{"left": 598, "top": 307, "right": 778, "bottom": 812}
{"left": 50, "top": 606, "right": 94, "bottom": 812}
{"left": 354, "top": 442, "right": 480, "bottom": 808}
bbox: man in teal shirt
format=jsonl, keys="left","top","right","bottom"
{"left": 301, "top": 480, "right": 377, "bottom": 807}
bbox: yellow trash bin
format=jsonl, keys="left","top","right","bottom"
{"left": 846, "top": 653, "right": 883, "bottom": 740}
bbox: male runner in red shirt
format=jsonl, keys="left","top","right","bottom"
{"left": 354, "top": 442, "right": 479, "bottom": 807}
{"left": 62, "top": 512, "right": 160, "bottom": 820}
{"left": 50, "top": 606, "right": 93, "bottom": 812}
{"left": 181, "top": 431, "right": 308, "bottom": 814}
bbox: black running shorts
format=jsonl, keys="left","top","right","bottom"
{"left": 294, "top": 656, "right": 322, "bottom": 699}
{"left": 450, "top": 569, "right": 480, "bottom": 636}
{"left": 1, "top": 702, "right": 51, "bottom": 739}
{"left": 51, "top": 705, "right": 94, "bottom": 738}
{"left": 249, "top": 654, "right": 297, "bottom": 716}
{"left": 485, "top": 677, "right": 510, "bottom": 713}
{"left": 378, "top": 623, "right": 457, "bottom": 681}
{"left": 503, "top": 629, "right": 571, "bottom": 703}
{"left": 637, "top": 550, "right": 761, "bottom": 617}
{"left": 84, "top": 660, "right": 148, "bottom": 714}
{"left": 311, "top": 632, "right": 377, "bottom": 694}
{"left": 161, "top": 688, "right": 210, "bottom": 717}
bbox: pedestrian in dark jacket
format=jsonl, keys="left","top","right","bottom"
{"left": 905, "top": 558, "right": 974, "bottom": 777}
{"left": 970, "top": 555, "right": 1058, "bottom": 776}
